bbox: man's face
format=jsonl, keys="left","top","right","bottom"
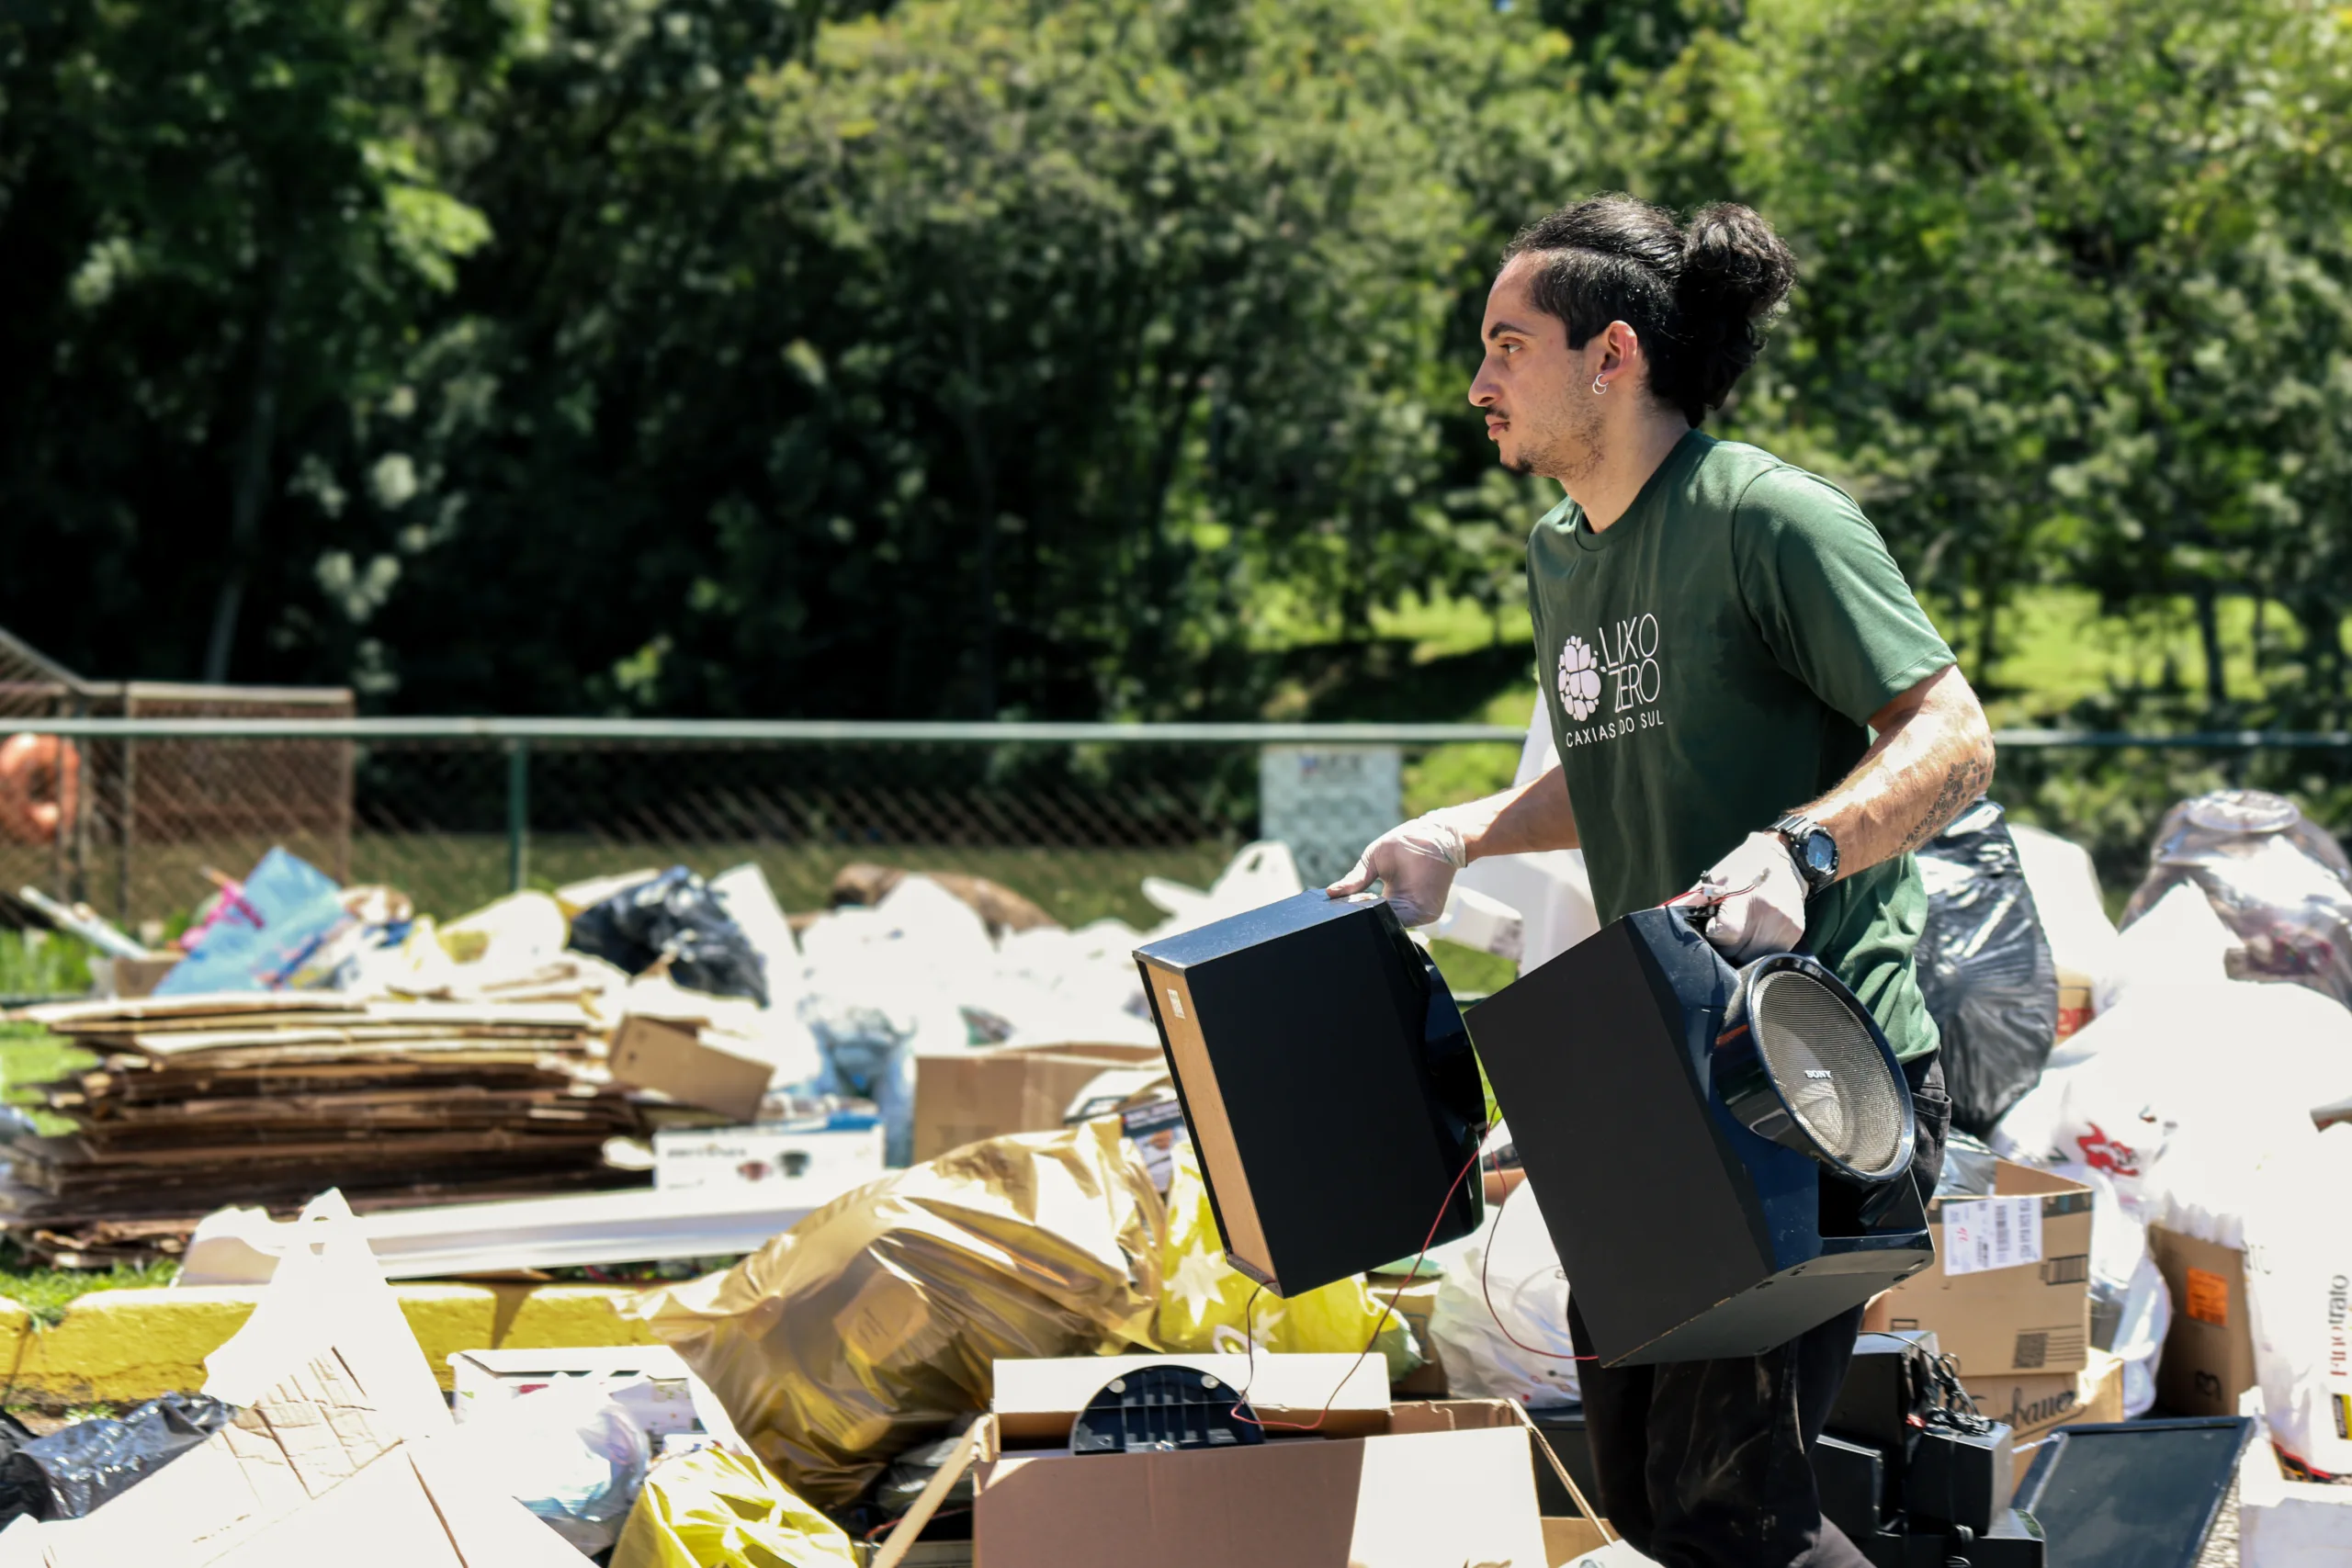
{"left": 1467, "top": 253, "right": 1602, "bottom": 484}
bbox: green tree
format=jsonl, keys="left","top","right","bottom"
{"left": 322, "top": 0, "right": 1587, "bottom": 719}
{"left": 1705, "top": 0, "right": 2352, "bottom": 717}
{"left": 0, "top": 0, "right": 500, "bottom": 682}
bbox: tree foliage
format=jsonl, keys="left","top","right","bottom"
{"left": 1, "top": 0, "right": 2348, "bottom": 728}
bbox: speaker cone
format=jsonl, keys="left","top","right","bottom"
{"left": 1713, "top": 953, "right": 1914, "bottom": 1183}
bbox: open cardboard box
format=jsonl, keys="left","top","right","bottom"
{"left": 1967, "top": 1347, "right": 2125, "bottom": 1486}
{"left": 610, "top": 1012, "right": 775, "bottom": 1122}
{"left": 991, "top": 1351, "right": 1392, "bottom": 1442}
{"left": 1863, "top": 1159, "right": 2093, "bottom": 1376}
{"left": 910, "top": 1042, "right": 1163, "bottom": 1164}
{"left": 876, "top": 1367, "right": 1628, "bottom": 1568}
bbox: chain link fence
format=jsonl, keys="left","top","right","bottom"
{"left": 2, "top": 713, "right": 2349, "bottom": 939}
{"left": 0, "top": 722, "right": 1533, "bottom": 935}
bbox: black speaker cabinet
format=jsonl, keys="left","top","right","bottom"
{"left": 1465, "top": 907, "right": 1935, "bottom": 1366}
{"left": 1135, "top": 890, "right": 1485, "bottom": 1296}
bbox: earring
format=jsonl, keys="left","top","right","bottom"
{"left": 1591, "top": 375, "right": 1609, "bottom": 396}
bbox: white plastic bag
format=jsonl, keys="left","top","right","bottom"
{"left": 2008, "top": 822, "right": 2126, "bottom": 1017}
{"left": 2046, "top": 1161, "right": 2170, "bottom": 1418}
{"left": 444, "top": 1376, "right": 659, "bottom": 1554}
{"left": 2002, "top": 967, "right": 2352, "bottom": 1220}
{"left": 1429, "top": 1185, "right": 1579, "bottom": 1407}
{"left": 2242, "top": 1123, "right": 2352, "bottom": 1479}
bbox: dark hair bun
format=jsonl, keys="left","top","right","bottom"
{"left": 1502, "top": 194, "right": 1798, "bottom": 425}
{"left": 1677, "top": 204, "right": 1797, "bottom": 412}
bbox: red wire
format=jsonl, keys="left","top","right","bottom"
{"left": 1478, "top": 1174, "right": 1600, "bottom": 1363}
{"left": 1227, "top": 1139, "right": 1486, "bottom": 1432}
{"left": 1659, "top": 868, "right": 1766, "bottom": 911}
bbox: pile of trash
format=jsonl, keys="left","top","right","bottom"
{"left": 0, "top": 837, "right": 1388, "bottom": 1265}
{"left": 4, "top": 773, "right": 2349, "bottom": 1564}
{"left": 3, "top": 993, "right": 639, "bottom": 1263}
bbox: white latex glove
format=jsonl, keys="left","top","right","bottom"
{"left": 1693, "top": 829, "right": 1809, "bottom": 963}
{"left": 1326, "top": 812, "right": 1470, "bottom": 928}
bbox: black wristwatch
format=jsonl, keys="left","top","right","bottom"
{"left": 1771, "top": 812, "right": 1839, "bottom": 897}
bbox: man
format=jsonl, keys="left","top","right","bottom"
{"left": 1332, "top": 195, "right": 1992, "bottom": 1567}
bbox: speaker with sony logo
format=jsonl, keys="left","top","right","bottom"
{"left": 1135, "top": 890, "right": 1485, "bottom": 1297}
{"left": 1465, "top": 905, "right": 1934, "bottom": 1366}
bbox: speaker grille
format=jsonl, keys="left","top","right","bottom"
{"left": 1749, "top": 969, "right": 1906, "bottom": 1175}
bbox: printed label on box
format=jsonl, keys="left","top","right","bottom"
{"left": 654, "top": 1123, "right": 885, "bottom": 1193}
{"left": 1942, "top": 1195, "right": 2045, "bottom": 1277}
{"left": 2011, "top": 1327, "right": 2086, "bottom": 1371}
{"left": 2185, "top": 1265, "right": 2231, "bottom": 1325}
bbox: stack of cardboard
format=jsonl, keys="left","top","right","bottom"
{"left": 3, "top": 993, "right": 647, "bottom": 1260}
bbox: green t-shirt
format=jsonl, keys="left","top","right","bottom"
{"left": 1526, "top": 431, "right": 1956, "bottom": 1060}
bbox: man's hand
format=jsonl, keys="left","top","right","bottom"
{"left": 1695, "top": 830, "right": 1808, "bottom": 962}
{"left": 1327, "top": 812, "right": 1470, "bottom": 928}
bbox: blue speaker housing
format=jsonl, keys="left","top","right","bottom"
{"left": 1465, "top": 907, "right": 1936, "bottom": 1366}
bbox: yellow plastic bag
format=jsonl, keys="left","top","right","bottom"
{"left": 629, "top": 1119, "right": 1162, "bottom": 1507}
{"left": 1156, "top": 1140, "right": 1422, "bottom": 1381}
{"left": 610, "top": 1448, "right": 857, "bottom": 1568}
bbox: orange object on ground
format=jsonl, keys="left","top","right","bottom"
{"left": 0, "top": 732, "right": 79, "bottom": 844}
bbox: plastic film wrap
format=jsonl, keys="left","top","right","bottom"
{"left": 1155, "top": 1140, "right": 1422, "bottom": 1381}
{"left": 628, "top": 1119, "right": 1162, "bottom": 1507}
{"left": 2121, "top": 789, "right": 2352, "bottom": 1010}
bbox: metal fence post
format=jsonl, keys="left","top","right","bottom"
{"left": 506, "top": 739, "right": 530, "bottom": 893}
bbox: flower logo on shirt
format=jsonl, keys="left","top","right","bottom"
{"left": 1556, "top": 635, "right": 1601, "bottom": 722}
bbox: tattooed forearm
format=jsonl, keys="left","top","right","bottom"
{"left": 1797, "top": 665, "right": 1996, "bottom": 879}
{"left": 1896, "top": 753, "right": 1992, "bottom": 855}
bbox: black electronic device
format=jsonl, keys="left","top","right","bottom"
{"left": 1069, "top": 1365, "right": 1263, "bottom": 1456}
{"left": 1905, "top": 1422, "right": 2015, "bottom": 1534}
{"left": 2013, "top": 1418, "right": 2253, "bottom": 1568}
{"left": 1135, "top": 891, "right": 1485, "bottom": 1296}
{"left": 1464, "top": 907, "right": 1934, "bottom": 1365}
{"left": 1815, "top": 1329, "right": 2046, "bottom": 1567}
{"left": 1814, "top": 1433, "right": 1890, "bottom": 1542}
{"left": 1829, "top": 1331, "right": 1941, "bottom": 1453}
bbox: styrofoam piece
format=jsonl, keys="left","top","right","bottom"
{"left": 708, "top": 863, "right": 807, "bottom": 1012}
{"left": 1433, "top": 883, "right": 1525, "bottom": 962}
{"left": 175, "top": 1176, "right": 872, "bottom": 1284}
{"left": 1140, "top": 840, "right": 1304, "bottom": 931}
{"left": 1453, "top": 698, "right": 1600, "bottom": 972}
{"left": 2238, "top": 1392, "right": 2352, "bottom": 1566}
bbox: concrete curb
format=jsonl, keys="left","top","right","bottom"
{"left": 0, "top": 1283, "right": 664, "bottom": 1407}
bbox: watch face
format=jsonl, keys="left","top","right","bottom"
{"left": 1803, "top": 833, "right": 1837, "bottom": 878}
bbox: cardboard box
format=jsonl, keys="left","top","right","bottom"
{"left": 2052, "top": 964, "right": 2094, "bottom": 1043}
{"left": 1544, "top": 1517, "right": 1618, "bottom": 1564}
{"left": 969, "top": 1398, "right": 1548, "bottom": 1568}
{"left": 610, "top": 1013, "right": 775, "bottom": 1122}
{"left": 1863, "top": 1160, "right": 2093, "bottom": 1376}
{"left": 2149, "top": 1224, "right": 2258, "bottom": 1417}
{"left": 652, "top": 1121, "right": 886, "bottom": 1194}
{"left": 108, "top": 954, "right": 180, "bottom": 998}
{"left": 991, "top": 1351, "right": 1391, "bottom": 1442}
{"left": 1965, "top": 1347, "right": 2125, "bottom": 1484}
{"left": 911, "top": 1041, "right": 1161, "bottom": 1164}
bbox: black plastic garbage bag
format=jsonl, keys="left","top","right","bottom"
{"left": 6, "top": 1392, "right": 238, "bottom": 1520}
{"left": 568, "top": 865, "right": 768, "bottom": 1003}
{"left": 0, "top": 1408, "right": 38, "bottom": 1525}
{"left": 1915, "top": 799, "right": 2060, "bottom": 1137}
{"left": 2120, "top": 788, "right": 2352, "bottom": 1010}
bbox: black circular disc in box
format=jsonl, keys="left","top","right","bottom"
{"left": 1069, "top": 1365, "right": 1265, "bottom": 1455}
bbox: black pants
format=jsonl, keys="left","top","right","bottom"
{"left": 1567, "top": 1052, "right": 1951, "bottom": 1568}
